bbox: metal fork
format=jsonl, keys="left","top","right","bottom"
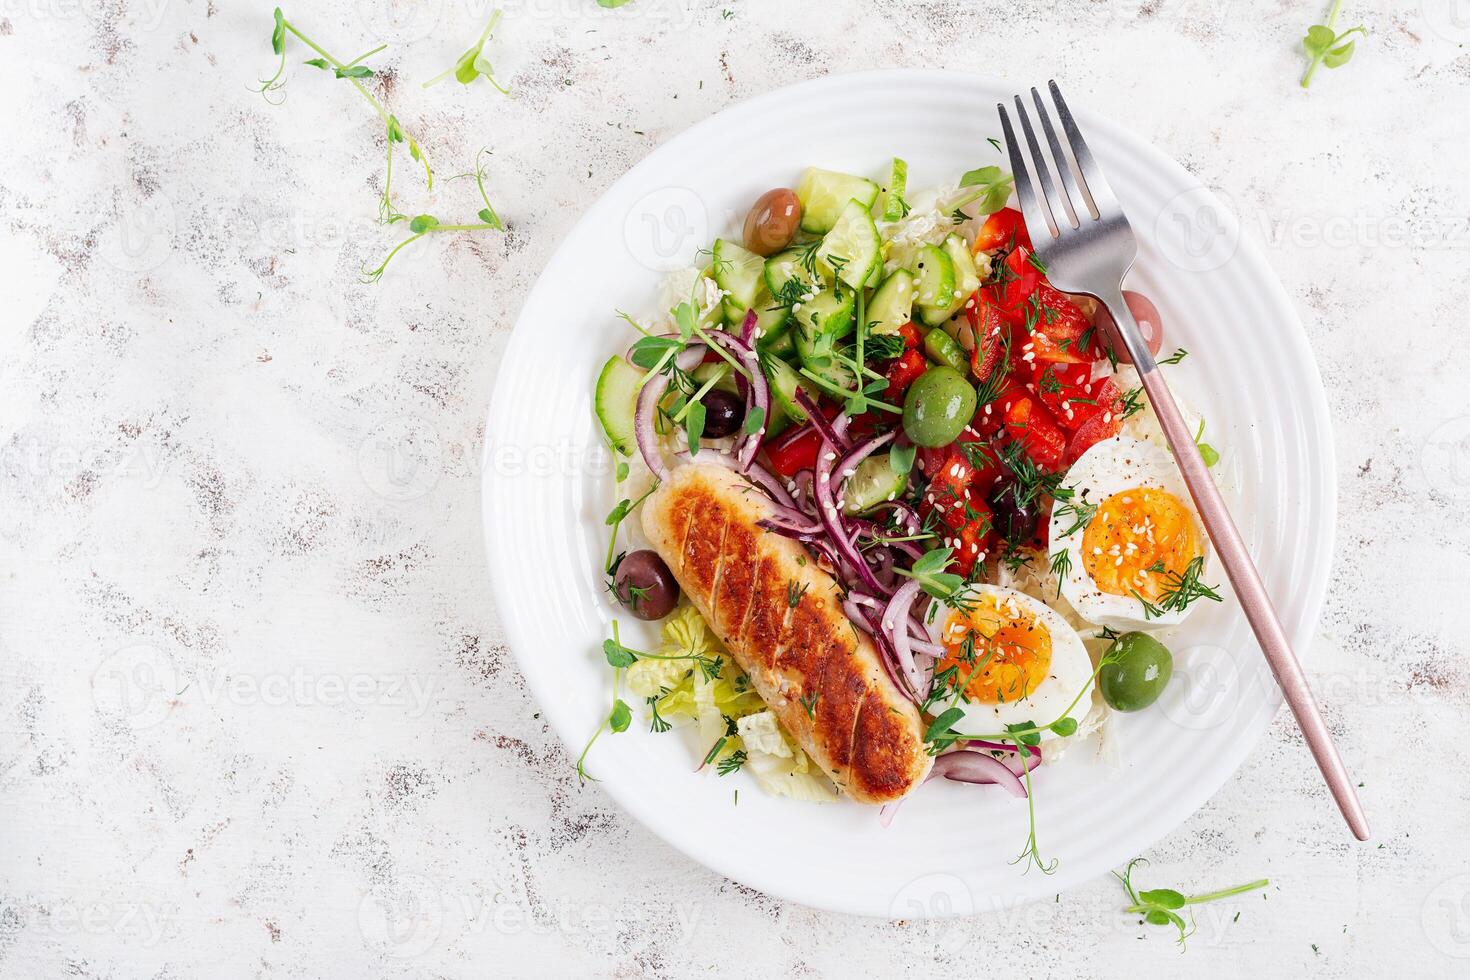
{"left": 999, "top": 81, "right": 1369, "bottom": 841}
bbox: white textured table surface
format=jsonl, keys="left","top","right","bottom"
{"left": 3, "top": 1, "right": 1468, "bottom": 977}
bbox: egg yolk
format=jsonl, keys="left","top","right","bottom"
{"left": 1080, "top": 486, "right": 1200, "bottom": 601}
{"left": 937, "top": 594, "right": 1052, "bottom": 705}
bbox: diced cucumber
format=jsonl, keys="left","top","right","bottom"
{"left": 796, "top": 167, "right": 880, "bottom": 235}
{"left": 879, "top": 157, "right": 909, "bottom": 221}
{"left": 816, "top": 199, "right": 882, "bottom": 290}
{"left": 791, "top": 284, "right": 855, "bottom": 364}
{"left": 763, "top": 247, "right": 824, "bottom": 303}
{"left": 765, "top": 354, "right": 819, "bottom": 424}
{"left": 595, "top": 356, "right": 643, "bottom": 456}
{"left": 913, "top": 244, "right": 957, "bottom": 326}
{"left": 712, "top": 238, "right": 765, "bottom": 313}
{"left": 918, "top": 234, "right": 982, "bottom": 327}
{"left": 840, "top": 454, "right": 909, "bottom": 516}
{"left": 801, "top": 356, "right": 858, "bottom": 399}
{"left": 758, "top": 321, "right": 796, "bottom": 360}
{"left": 868, "top": 270, "right": 916, "bottom": 336}
{"left": 923, "top": 327, "right": 968, "bottom": 373}
{"left": 692, "top": 361, "right": 738, "bottom": 396}
{"left": 726, "top": 288, "right": 790, "bottom": 335}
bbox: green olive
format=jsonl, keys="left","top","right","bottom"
{"left": 1099, "top": 632, "right": 1173, "bottom": 712}
{"left": 902, "top": 366, "right": 977, "bottom": 447}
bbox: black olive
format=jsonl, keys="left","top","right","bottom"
{"left": 987, "top": 482, "right": 1039, "bottom": 545}
{"left": 613, "top": 549, "right": 680, "bottom": 620}
{"left": 700, "top": 389, "right": 745, "bottom": 439}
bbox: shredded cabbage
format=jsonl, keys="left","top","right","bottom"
{"left": 633, "top": 604, "right": 836, "bottom": 801}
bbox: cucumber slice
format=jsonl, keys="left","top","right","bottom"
{"left": 868, "top": 270, "right": 916, "bottom": 336}
{"left": 691, "top": 361, "right": 738, "bottom": 396}
{"left": 765, "top": 354, "right": 819, "bottom": 424}
{"left": 796, "top": 167, "right": 880, "bottom": 235}
{"left": 816, "top": 199, "right": 882, "bottom": 290}
{"left": 757, "top": 320, "right": 796, "bottom": 359}
{"left": 917, "top": 235, "right": 982, "bottom": 327}
{"left": 791, "top": 284, "right": 856, "bottom": 364}
{"left": 913, "top": 244, "right": 957, "bottom": 326}
{"left": 595, "top": 356, "right": 643, "bottom": 456}
{"left": 726, "top": 288, "right": 791, "bottom": 335}
{"left": 879, "top": 157, "right": 909, "bottom": 221}
{"left": 764, "top": 248, "right": 824, "bottom": 303}
{"left": 712, "top": 238, "right": 765, "bottom": 313}
{"left": 840, "top": 454, "right": 908, "bottom": 516}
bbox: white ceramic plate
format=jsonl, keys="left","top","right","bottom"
{"left": 482, "top": 70, "right": 1335, "bottom": 918}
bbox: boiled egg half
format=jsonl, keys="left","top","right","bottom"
{"left": 925, "top": 584, "right": 1093, "bottom": 740}
{"left": 1050, "top": 435, "right": 1211, "bottom": 629}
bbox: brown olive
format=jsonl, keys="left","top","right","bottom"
{"left": 701, "top": 389, "right": 745, "bottom": 439}
{"left": 987, "top": 481, "right": 1039, "bottom": 546}
{"left": 743, "top": 188, "right": 802, "bottom": 257}
{"left": 613, "top": 549, "right": 680, "bottom": 620}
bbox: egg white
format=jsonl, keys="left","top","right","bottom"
{"left": 925, "top": 584, "right": 1094, "bottom": 740}
{"left": 1050, "top": 435, "right": 1209, "bottom": 630}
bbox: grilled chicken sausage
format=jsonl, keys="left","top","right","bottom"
{"left": 640, "top": 463, "right": 932, "bottom": 804}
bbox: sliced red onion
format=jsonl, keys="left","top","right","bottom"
{"left": 793, "top": 389, "right": 850, "bottom": 452}
{"left": 634, "top": 344, "right": 708, "bottom": 480}
{"left": 702, "top": 329, "right": 769, "bottom": 472}
{"left": 832, "top": 430, "right": 895, "bottom": 494}
{"left": 813, "top": 417, "right": 886, "bottom": 596}
{"left": 929, "top": 750, "right": 1027, "bottom": 798}
{"left": 677, "top": 450, "right": 795, "bottom": 510}
{"left": 868, "top": 499, "right": 921, "bottom": 537}
{"left": 737, "top": 307, "right": 758, "bottom": 345}
{"left": 789, "top": 471, "right": 815, "bottom": 515}
{"left": 880, "top": 580, "right": 927, "bottom": 697}
{"left": 757, "top": 511, "right": 823, "bottom": 537}
{"left": 742, "top": 458, "right": 795, "bottom": 508}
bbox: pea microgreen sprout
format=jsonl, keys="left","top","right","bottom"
{"left": 361, "top": 205, "right": 507, "bottom": 283}
{"left": 893, "top": 547, "right": 972, "bottom": 608}
{"left": 257, "top": 8, "right": 434, "bottom": 198}
{"left": 1300, "top": 0, "right": 1366, "bottom": 90}
{"left": 423, "top": 10, "right": 511, "bottom": 93}
{"left": 1114, "top": 858, "right": 1269, "bottom": 947}
{"left": 946, "top": 165, "right": 1015, "bottom": 216}
{"left": 576, "top": 622, "right": 635, "bottom": 783}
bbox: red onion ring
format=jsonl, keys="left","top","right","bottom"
{"left": 793, "top": 388, "right": 850, "bottom": 452}
{"left": 703, "top": 329, "right": 769, "bottom": 473}
{"left": 633, "top": 344, "right": 706, "bottom": 480}
{"left": 813, "top": 418, "right": 887, "bottom": 596}
{"left": 929, "top": 750, "right": 1027, "bottom": 798}
{"left": 880, "top": 580, "right": 927, "bottom": 696}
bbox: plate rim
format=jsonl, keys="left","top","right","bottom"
{"left": 481, "top": 67, "right": 1338, "bottom": 917}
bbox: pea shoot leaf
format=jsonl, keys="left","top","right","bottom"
{"left": 743, "top": 405, "right": 766, "bottom": 436}
{"left": 889, "top": 443, "right": 916, "bottom": 475}
{"left": 608, "top": 698, "right": 632, "bottom": 733}
{"left": 602, "top": 639, "right": 637, "bottom": 668}
{"left": 271, "top": 7, "right": 285, "bottom": 55}
{"left": 1300, "top": 3, "right": 1366, "bottom": 89}
{"left": 685, "top": 399, "right": 706, "bottom": 454}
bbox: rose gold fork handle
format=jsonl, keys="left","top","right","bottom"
{"left": 1101, "top": 289, "right": 1370, "bottom": 841}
